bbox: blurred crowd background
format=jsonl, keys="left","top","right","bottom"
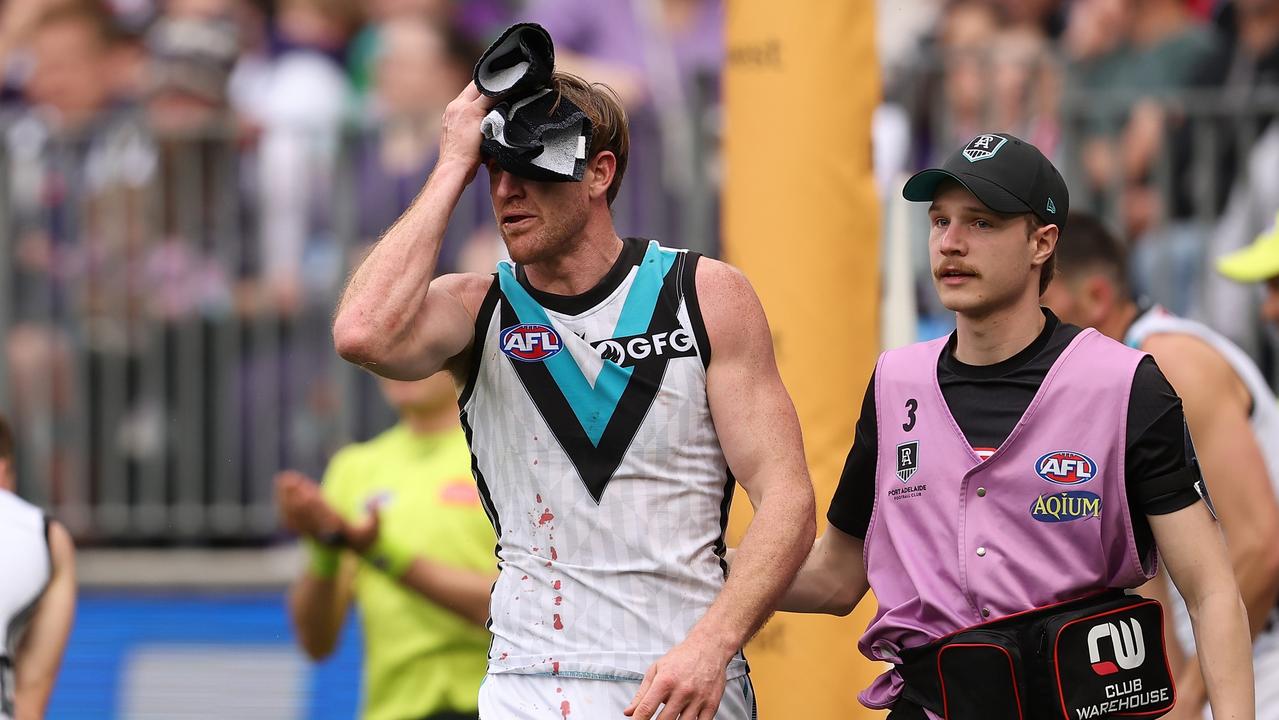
{"left": 0, "top": 0, "right": 725, "bottom": 543}
{"left": 4, "top": 0, "right": 1278, "bottom": 551}
{"left": 2, "top": 1, "right": 1279, "bottom": 714}
{"left": 878, "top": 0, "right": 1279, "bottom": 358}
{"left": 8, "top": 0, "right": 1278, "bottom": 546}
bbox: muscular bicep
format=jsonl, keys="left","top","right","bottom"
{"left": 699, "top": 260, "right": 808, "bottom": 502}
{"left": 338, "top": 272, "right": 491, "bottom": 381}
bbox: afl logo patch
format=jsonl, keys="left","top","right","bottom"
{"left": 500, "top": 324, "right": 563, "bottom": 362}
{"left": 1036, "top": 451, "right": 1096, "bottom": 485}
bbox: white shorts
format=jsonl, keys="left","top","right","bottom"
{"left": 478, "top": 673, "right": 757, "bottom": 719}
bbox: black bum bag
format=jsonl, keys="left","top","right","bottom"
{"left": 897, "top": 591, "right": 1176, "bottom": 720}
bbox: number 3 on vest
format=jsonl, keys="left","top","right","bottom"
{"left": 903, "top": 398, "right": 918, "bottom": 432}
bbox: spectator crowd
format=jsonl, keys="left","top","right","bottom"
{"left": 2, "top": 0, "right": 1278, "bottom": 543}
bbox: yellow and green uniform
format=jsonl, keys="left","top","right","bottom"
{"left": 322, "top": 424, "right": 494, "bottom": 720}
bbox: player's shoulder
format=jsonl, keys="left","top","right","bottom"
{"left": 692, "top": 257, "right": 761, "bottom": 316}
{"left": 1140, "top": 332, "right": 1248, "bottom": 411}
{"left": 1139, "top": 331, "right": 1238, "bottom": 394}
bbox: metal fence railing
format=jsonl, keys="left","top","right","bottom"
{"left": 0, "top": 94, "right": 720, "bottom": 543}
{"left": 8, "top": 75, "right": 1277, "bottom": 543}
{"left": 887, "top": 54, "right": 1279, "bottom": 387}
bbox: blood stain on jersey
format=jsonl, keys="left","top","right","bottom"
{"left": 553, "top": 613, "right": 564, "bottom": 630}
{"left": 561, "top": 700, "right": 571, "bottom": 718}
{"left": 1036, "top": 451, "right": 1096, "bottom": 485}
{"left": 550, "top": 547, "right": 558, "bottom": 560}
{"left": 539, "top": 509, "right": 555, "bottom": 525}
{"left": 552, "top": 580, "right": 561, "bottom": 590}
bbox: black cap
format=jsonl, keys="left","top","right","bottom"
{"left": 903, "top": 133, "right": 1068, "bottom": 229}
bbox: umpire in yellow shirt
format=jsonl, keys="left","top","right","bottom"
{"left": 276, "top": 372, "right": 497, "bottom": 720}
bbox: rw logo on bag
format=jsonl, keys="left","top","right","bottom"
{"left": 896, "top": 441, "right": 919, "bottom": 482}
{"left": 1087, "top": 619, "right": 1146, "bottom": 676}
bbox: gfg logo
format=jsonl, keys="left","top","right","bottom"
{"left": 500, "top": 324, "right": 563, "bottom": 362}
{"left": 1087, "top": 619, "right": 1145, "bottom": 676}
{"left": 590, "top": 328, "right": 697, "bottom": 368}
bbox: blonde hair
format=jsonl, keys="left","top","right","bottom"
{"left": 550, "top": 72, "right": 629, "bottom": 205}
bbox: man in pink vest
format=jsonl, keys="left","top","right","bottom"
{"left": 775, "top": 133, "right": 1255, "bottom": 718}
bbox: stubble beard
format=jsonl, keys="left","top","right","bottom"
{"left": 502, "top": 209, "right": 588, "bottom": 266}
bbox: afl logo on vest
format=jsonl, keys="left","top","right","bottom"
{"left": 1036, "top": 450, "right": 1096, "bottom": 485}
{"left": 500, "top": 324, "right": 564, "bottom": 362}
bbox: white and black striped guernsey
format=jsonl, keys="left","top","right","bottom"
{"left": 459, "top": 238, "right": 747, "bottom": 681}
{"left": 1126, "top": 305, "right": 1279, "bottom": 647}
{"left": 0, "top": 490, "right": 51, "bottom": 720}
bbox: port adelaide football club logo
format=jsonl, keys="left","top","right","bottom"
{"left": 896, "top": 441, "right": 919, "bottom": 482}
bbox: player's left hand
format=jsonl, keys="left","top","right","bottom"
{"left": 623, "top": 636, "right": 732, "bottom": 720}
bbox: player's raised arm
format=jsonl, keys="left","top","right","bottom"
{"left": 333, "top": 83, "right": 495, "bottom": 380}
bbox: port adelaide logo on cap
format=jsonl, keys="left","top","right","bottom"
{"left": 962, "top": 133, "right": 1008, "bottom": 162}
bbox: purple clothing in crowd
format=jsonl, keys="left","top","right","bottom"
{"left": 353, "top": 134, "right": 494, "bottom": 274}
{"left": 521, "top": 0, "right": 724, "bottom": 246}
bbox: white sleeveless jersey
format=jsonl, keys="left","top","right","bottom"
{"left": 459, "top": 239, "right": 746, "bottom": 681}
{"left": 1126, "top": 306, "right": 1279, "bottom": 644}
{"left": 0, "top": 490, "right": 51, "bottom": 720}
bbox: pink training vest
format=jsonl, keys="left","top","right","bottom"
{"left": 858, "top": 329, "right": 1156, "bottom": 711}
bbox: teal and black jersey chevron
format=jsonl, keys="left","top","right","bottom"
{"left": 496, "top": 242, "right": 692, "bottom": 501}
